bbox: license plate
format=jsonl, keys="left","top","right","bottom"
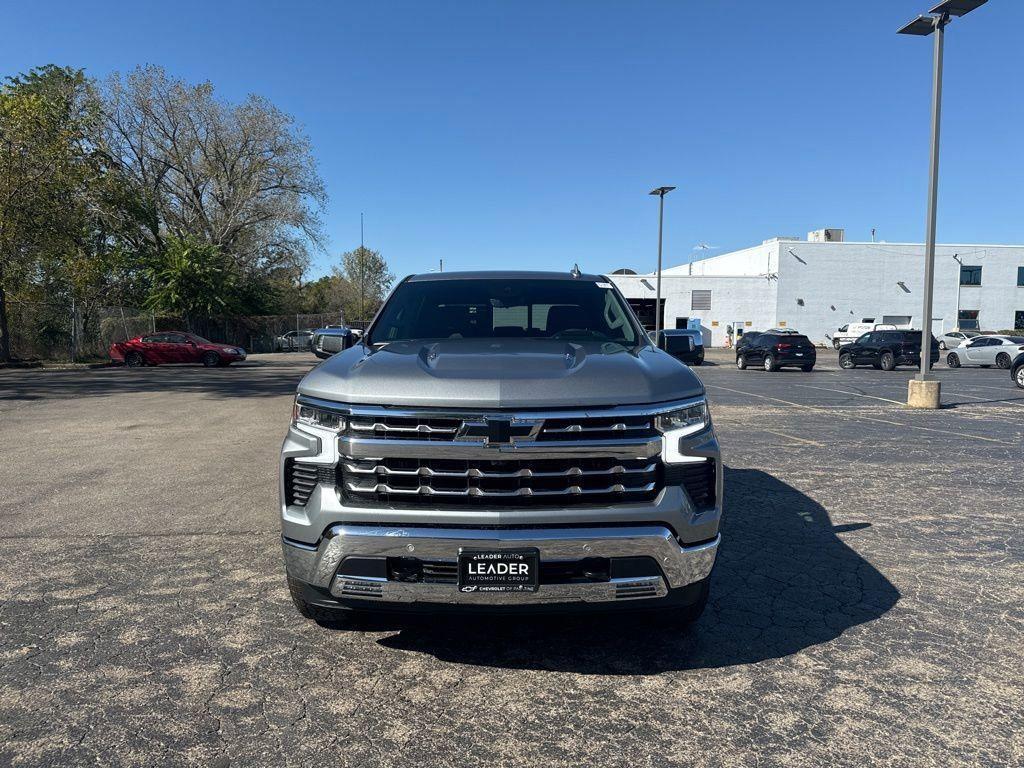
{"left": 458, "top": 548, "right": 539, "bottom": 593}
{"left": 795, "top": 352, "right": 804, "bottom": 356}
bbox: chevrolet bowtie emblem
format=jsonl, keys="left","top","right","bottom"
{"left": 486, "top": 418, "right": 513, "bottom": 445}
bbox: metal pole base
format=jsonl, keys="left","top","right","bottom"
{"left": 907, "top": 379, "right": 941, "bottom": 409}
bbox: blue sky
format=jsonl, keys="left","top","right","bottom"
{"left": 3, "top": 1, "right": 1021, "bottom": 280}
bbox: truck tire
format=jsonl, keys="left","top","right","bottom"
{"left": 736, "top": 355, "right": 747, "bottom": 370}
{"left": 763, "top": 354, "right": 778, "bottom": 372}
{"left": 287, "top": 575, "right": 349, "bottom": 628}
{"left": 833, "top": 339, "right": 841, "bottom": 350}
{"left": 880, "top": 352, "right": 896, "bottom": 371}
{"left": 839, "top": 353, "right": 855, "bottom": 369}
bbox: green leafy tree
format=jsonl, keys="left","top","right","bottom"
{"left": 340, "top": 246, "right": 393, "bottom": 322}
{"left": 144, "top": 235, "right": 238, "bottom": 320}
{"left": 0, "top": 65, "right": 111, "bottom": 361}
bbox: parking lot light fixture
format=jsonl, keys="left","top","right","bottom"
{"left": 929, "top": 0, "right": 987, "bottom": 16}
{"left": 898, "top": 0, "right": 987, "bottom": 408}
{"left": 649, "top": 186, "right": 676, "bottom": 336}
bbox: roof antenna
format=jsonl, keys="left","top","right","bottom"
{"left": 570, "top": 263, "right": 581, "bottom": 279}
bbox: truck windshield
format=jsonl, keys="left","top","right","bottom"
{"left": 368, "top": 278, "right": 640, "bottom": 346}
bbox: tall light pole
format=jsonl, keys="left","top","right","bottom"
{"left": 648, "top": 186, "right": 675, "bottom": 335}
{"left": 952, "top": 252, "right": 963, "bottom": 328}
{"left": 898, "top": 0, "right": 986, "bottom": 407}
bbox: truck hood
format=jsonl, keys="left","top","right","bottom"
{"left": 297, "top": 338, "right": 704, "bottom": 409}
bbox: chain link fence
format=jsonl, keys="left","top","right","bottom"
{"left": 4, "top": 302, "right": 347, "bottom": 361}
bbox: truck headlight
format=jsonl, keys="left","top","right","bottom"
{"left": 656, "top": 400, "right": 710, "bottom": 464}
{"left": 656, "top": 401, "right": 708, "bottom": 437}
{"left": 292, "top": 397, "right": 346, "bottom": 431}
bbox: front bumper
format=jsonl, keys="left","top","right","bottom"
{"left": 283, "top": 524, "right": 719, "bottom": 608}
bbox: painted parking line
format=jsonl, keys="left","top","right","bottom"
{"left": 705, "top": 383, "right": 1015, "bottom": 445}
{"left": 760, "top": 429, "right": 825, "bottom": 447}
{"left": 941, "top": 382, "right": 1024, "bottom": 393}
{"left": 790, "top": 383, "right": 906, "bottom": 406}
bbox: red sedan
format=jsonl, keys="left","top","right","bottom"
{"left": 110, "top": 332, "right": 247, "bottom": 368}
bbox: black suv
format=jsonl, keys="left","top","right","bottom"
{"left": 838, "top": 330, "right": 940, "bottom": 371}
{"left": 736, "top": 331, "right": 816, "bottom": 372}
{"left": 733, "top": 331, "right": 762, "bottom": 359}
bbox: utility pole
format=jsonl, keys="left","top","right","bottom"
{"left": 952, "top": 253, "right": 962, "bottom": 329}
{"left": 897, "top": 0, "right": 987, "bottom": 408}
{"left": 360, "top": 212, "right": 365, "bottom": 321}
{"left": 648, "top": 186, "right": 676, "bottom": 336}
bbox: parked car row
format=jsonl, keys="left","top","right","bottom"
{"left": 109, "top": 325, "right": 366, "bottom": 368}
{"left": 733, "top": 326, "right": 1024, "bottom": 389}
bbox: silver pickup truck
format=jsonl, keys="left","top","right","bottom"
{"left": 280, "top": 270, "right": 722, "bottom": 624}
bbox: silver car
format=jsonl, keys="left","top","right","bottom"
{"left": 274, "top": 329, "right": 315, "bottom": 352}
{"left": 937, "top": 330, "right": 980, "bottom": 350}
{"left": 946, "top": 335, "right": 1024, "bottom": 369}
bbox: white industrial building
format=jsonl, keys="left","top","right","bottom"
{"left": 609, "top": 229, "right": 1024, "bottom": 347}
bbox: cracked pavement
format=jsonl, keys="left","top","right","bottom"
{"left": 0, "top": 350, "right": 1021, "bottom": 766}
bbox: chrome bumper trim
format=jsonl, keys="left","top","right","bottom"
{"left": 331, "top": 575, "right": 669, "bottom": 604}
{"left": 282, "top": 525, "right": 719, "bottom": 605}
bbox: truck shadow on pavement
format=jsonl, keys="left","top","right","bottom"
{"left": 369, "top": 467, "right": 900, "bottom": 673}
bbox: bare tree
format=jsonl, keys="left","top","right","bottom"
{"left": 102, "top": 65, "right": 326, "bottom": 277}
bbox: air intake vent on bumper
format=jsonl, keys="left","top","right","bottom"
{"left": 665, "top": 459, "right": 716, "bottom": 509}
{"left": 285, "top": 460, "right": 335, "bottom": 506}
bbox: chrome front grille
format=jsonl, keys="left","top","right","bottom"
{"left": 326, "top": 402, "right": 703, "bottom": 507}
{"left": 537, "top": 414, "right": 653, "bottom": 441}
{"left": 347, "top": 416, "right": 461, "bottom": 440}
{"left": 344, "top": 409, "right": 654, "bottom": 443}
{"left": 341, "top": 456, "right": 659, "bottom": 506}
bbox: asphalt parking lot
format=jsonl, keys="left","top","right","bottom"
{"left": 1, "top": 350, "right": 1022, "bottom": 767}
